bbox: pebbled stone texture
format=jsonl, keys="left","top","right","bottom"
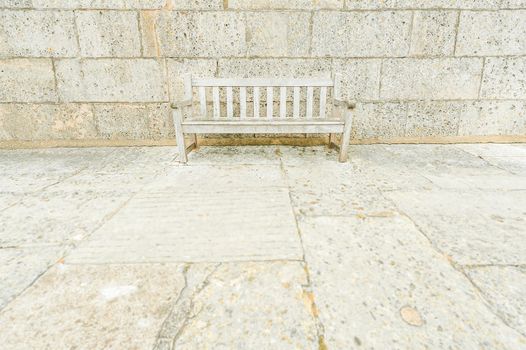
{"left": 456, "top": 10, "right": 526, "bottom": 56}
{"left": 0, "top": 10, "right": 78, "bottom": 57}
{"left": 312, "top": 11, "right": 412, "bottom": 57}
{"left": 76, "top": 10, "right": 141, "bottom": 57}
{"left": 380, "top": 58, "right": 483, "bottom": 100}
{"left": 55, "top": 58, "right": 168, "bottom": 102}
{"left": 0, "top": 58, "right": 57, "bottom": 102}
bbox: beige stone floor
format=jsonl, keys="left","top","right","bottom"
{"left": 0, "top": 144, "right": 525, "bottom": 349}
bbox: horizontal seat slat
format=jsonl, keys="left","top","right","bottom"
{"left": 181, "top": 120, "right": 344, "bottom": 134}
{"left": 192, "top": 78, "right": 333, "bottom": 87}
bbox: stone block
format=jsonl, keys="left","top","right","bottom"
{"left": 228, "top": 0, "right": 343, "bottom": 9}
{"left": 480, "top": 57, "right": 526, "bottom": 99}
{"left": 55, "top": 58, "right": 168, "bottom": 102}
{"left": 501, "top": 0, "right": 526, "bottom": 8}
{"left": 141, "top": 11, "right": 245, "bottom": 57}
{"left": 410, "top": 11, "right": 457, "bottom": 56}
{"left": 353, "top": 102, "right": 408, "bottom": 139}
{"left": 218, "top": 58, "right": 332, "bottom": 78}
{"left": 217, "top": 58, "right": 332, "bottom": 110}
{"left": 0, "top": 103, "right": 97, "bottom": 140}
{"left": 0, "top": 10, "right": 77, "bottom": 57}
{"left": 380, "top": 58, "right": 483, "bottom": 100}
{"left": 458, "top": 100, "right": 526, "bottom": 136}
{"left": 333, "top": 59, "right": 381, "bottom": 100}
{"left": 32, "top": 0, "right": 168, "bottom": 9}
{"left": 0, "top": 59, "right": 57, "bottom": 102}
{"left": 456, "top": 10, "right": 526, "bottom": 56}
{"left": 166, "top": 58, "right": 217, "bottom": 100}
{"left": 312, "top": 11, "right": 412, "bottom": 57}
{"left": 346, "top": 0, "right": 499, "bottom": 9}
{"left": 93, "top": 103, "right": 173, "bottom": 140}
{"left": 245, "top": 12, "right": 310, "bottom": 57}
{"left": 405, "top": 101, "right": 463, "bottom": 137}
{"left": 76, "top": 10, "right": 141, "bottom": 57}
{"left": 170, "top": 0, "right": 223, "bottom": 9}
{"left": 0, "top": 0, "right": 32, "bottom": 8}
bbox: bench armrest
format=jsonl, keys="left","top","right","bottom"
{"left": 334, "top": 99, "right": 356, "bottom": 110}
{"left": 170, "top": 99, "right": 193, "bottom": 109}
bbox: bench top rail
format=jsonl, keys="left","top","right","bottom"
{"left": 192, "top": 77, "right": 334, "bottom": 87}
{"left": 182, "top": 75, "right": 344, "bottom": 121}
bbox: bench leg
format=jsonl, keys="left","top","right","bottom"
{"left": 339, "top": 110, "right": 353, "bottom": 163}
{"left": 172, "top": 107, "right": 187, "bottom": 164}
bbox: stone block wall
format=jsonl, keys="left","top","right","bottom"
{"left": 0, "top": 0, "right": 525, "bottom": 145}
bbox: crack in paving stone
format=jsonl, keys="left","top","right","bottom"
{"left": 278, "top": 148, "right": 329, "bottom": 349}
{"left": 380, "top": 190, "right": 526, "bottom": 338}
{"left": 153, "top": 263, "right": 222, "bottom": 350}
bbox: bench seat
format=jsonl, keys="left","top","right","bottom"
{"left": 181, "top": 120, "right": 344, "bottom": 134}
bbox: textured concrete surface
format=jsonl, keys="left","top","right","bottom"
{"left": 1, "top": 2, "right": 525, "bottom": 143}
{"left": 0, "top": 144, "right": 526, "bottom": 349}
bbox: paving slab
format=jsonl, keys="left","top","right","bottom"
{"left": 299, "top": 215, "right": 526, "bottom": 349}
{"left": 0, "top": 246, "right": 65, "bottom": 310}
{"left": 482, "top": 156, "right": 526, "bottom": 176}
{"left": 144, "top": 164, "right": 287, "bottom": 192}
{"left": 278, "top": 145, "right": 342, "bottom": 166}
{"left": 284, "top": 163, "right": 397, "bottom": 217}
{"left": 67, "top": 187, "right": 302, "bottom": 263}
{"left": 382, "top": 144, "right": 508, "bottom": 176}
{"left": 466, "top": 266, "right": 526, "bottom": 337}
{"left": 188, "top": 145, "right": 281, "bottom": 165}
{"left": 0, "top": 263, "right": 186, "bottom": 350}
{"left": 84, "top": 146, "right": 178, "bottom": 174}
{"left": 458, "top": 143, "right": 526, "bottom": 157}
{"left": 423, "top": 173, "right": 526, "bottom": 190}
{"left": 0, "top": 189, "right": 130, "bottom": 247}
{"left": 385, "top": 189, "right": 526, "bottom": 265}
{"left": 67, "top": 164, "right": 301, "bottom": 263}
{"left": 157, "top": 262, "right": 318, "bottom": 350}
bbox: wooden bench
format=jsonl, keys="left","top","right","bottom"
{"left": 171, "top": 74, "right": 356, "bottom": 163}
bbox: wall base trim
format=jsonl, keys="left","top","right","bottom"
{"left": 0, "top": 135, "right": 525, "bottom": 149}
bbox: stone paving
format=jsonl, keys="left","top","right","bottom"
{"left": 0, "top": 144, "right": 525, "bottom": 349}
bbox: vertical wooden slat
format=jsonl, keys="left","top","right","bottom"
{"left": 293, "top": 86, "right": 300, "bottom": 119}
{"left": 213, "top": 86, "right": 220, "bottom": 119}
{"left": 183, "top": 73, "right": 192, "bottom": 120}
{"left": 332, "top": 74, "right": 342, "bottom": 119}
{"left": 240, "top": 87, "right": 247, "bottom": 119}
{"left": 279, "top": 86, "right": 286, "bottom": 118}
{"left": 319, "top": 86, "right": 327, "bottom": 119}
{"left": 198, "top": 86, "right": 207, "bottom": 117}
{"left": 226, "top": 86, "right": 233, "bottom": 119}
{"left": 266, "top": 87, "right": 273, "bottom": 119}
{"left": 306, "top": 86, "right": 313, "bottom": 119}
{"left": 253, "top": 87, "right": 260, "bottom": 118}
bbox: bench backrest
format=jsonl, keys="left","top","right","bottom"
{"left": 182, "top": 75, "right": 341, "bottom": 121}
